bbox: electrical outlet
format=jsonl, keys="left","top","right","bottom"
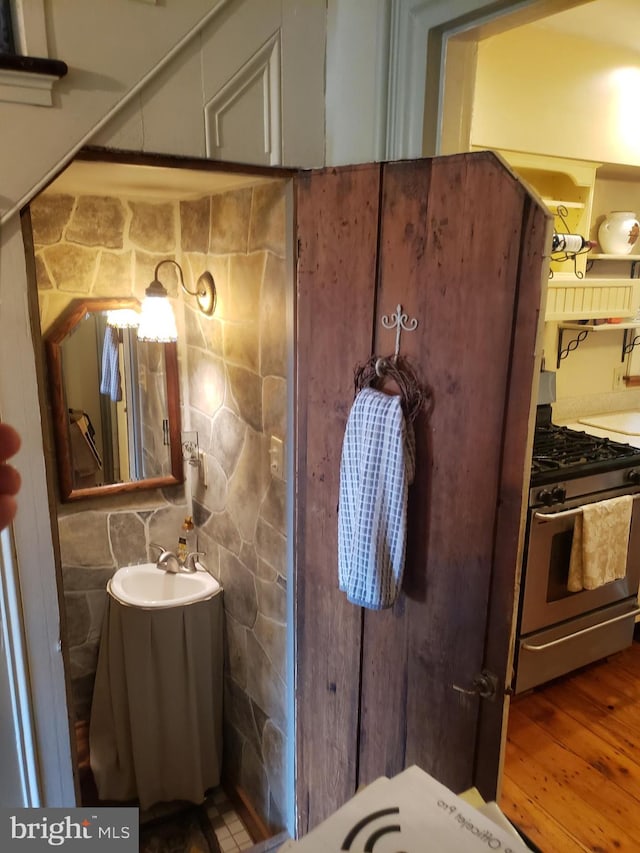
{"left": 269, "top": 435, "right": 285, "bottom": 480}
{"left": 612, "top": 366, "right": 625, "bottom": 390}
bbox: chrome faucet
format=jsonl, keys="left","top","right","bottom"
{"left": 150, "top": 543, "right": 181, "bottom": 573}
{"left": 149, "top": 543, "right": 206, "bottom": 574}
{"left": 186, "top": 551, "right": 206, "bottom": 572}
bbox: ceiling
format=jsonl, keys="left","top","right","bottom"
{"left": 43, "top": 159, "right": 278, "bottom": 202}
{"left": 534, "top": 0, "right": 640, "bottom": 53}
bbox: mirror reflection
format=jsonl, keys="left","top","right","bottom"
{"left": 45, "top": 299, "right": 182, "bottom": 501}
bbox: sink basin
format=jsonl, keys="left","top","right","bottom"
{"left": 108, "top": 562, "right": 221, "bottom": 609}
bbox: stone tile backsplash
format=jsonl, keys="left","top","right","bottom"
{"left": 57, "top": 490, "right": 187, "bottom": 718}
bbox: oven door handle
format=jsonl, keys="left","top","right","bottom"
{"left": 533, "top": 506, "right": 583, "bottom": 521}
{"left": 522, "top": 607, "right": 640, "bottom": 652}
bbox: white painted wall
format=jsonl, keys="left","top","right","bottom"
{"left": 0, "top": 215, "right": 73, "bottom": 807}
{"left": 325, "top": 0, "right": 390, "bottom": 165}
{"left": 1, "top": 0, "right": 239, "bottom": 221}
{"left": 92, "top": 0, "right": 326, "bottom": 167}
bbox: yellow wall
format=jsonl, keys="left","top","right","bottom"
{"left": 470, "top": 21, "right": 640, "bottom": 405}
{"left": 471, "top": 24, "right": 640, "bottom": 167}
{"left": 543, "top": 321, "right": 629, "bottom": 400}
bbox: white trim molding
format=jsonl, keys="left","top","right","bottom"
{"left": 386, "top": 0, "right": 434, "bottom": 160}
{"left": 204, "top": 30, "right": 282, "bottom": 165}
{"left": 0, "top": 0, "right": 61, "bottom": 106}
{"left": 0, "top": 527, "right": 41, "bottom": 806}
{"left": 0, "top": 66, "right": 59, "bottom": 106}
{"left": 385, "top": 0, "right": 544, "bottom": 160}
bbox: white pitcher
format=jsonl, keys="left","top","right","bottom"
{"left": 598, "top": 211, "right": 640, "bottom": 255}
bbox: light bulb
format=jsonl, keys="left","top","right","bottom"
{"left": 137, "top": 293, "right": 177, "bottom": 342}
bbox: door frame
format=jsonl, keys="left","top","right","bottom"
{"left": 0, "top": 526, "right": 40, "bottom": 806}
{"left": 381, "top": 0, "right": 591, "bottom": 160}
{"left": 19, "top": 146, "right": 298, "bottom": 826}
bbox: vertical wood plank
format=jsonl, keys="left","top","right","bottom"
{"left": 358, "top": 153, "right": 543, "bottom": 794}
{"left": 475, "top": 188, "right": 551, "bottom": 798}
{"left": 295, "top": 164, "right": 382, "bottom": 833}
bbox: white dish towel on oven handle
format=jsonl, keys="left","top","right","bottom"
{"left": 567, "top": 494, "right": 633, "bottom": 592}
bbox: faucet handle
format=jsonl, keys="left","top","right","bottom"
{"left": 186, "top": 551, "right": 206, "bottom": 572}
{"left": 149, "top": 542, "right": 165, "bottom": 555}
{"left": 157, "top": 550, "right": 181, "bottom": 573}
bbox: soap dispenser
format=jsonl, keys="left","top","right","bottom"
{"left": 178, "top": 515, "right": 195, "bottom": 564}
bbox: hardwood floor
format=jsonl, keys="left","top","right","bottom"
{"left": 500, "top": 640, "right": 640, "bottom": 852}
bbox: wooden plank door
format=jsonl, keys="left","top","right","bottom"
{"left": 295, "top": 163, "right": 383, "bottom": 831}
{"left": 295, "top": 152, "right": 550, "bottom": 835}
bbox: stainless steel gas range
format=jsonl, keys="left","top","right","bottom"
{"left": 514, "top": 404, "right": 640, "bottom": 694}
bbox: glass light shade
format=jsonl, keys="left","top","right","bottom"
{"left": 137, "top": 294, "right": 178, "bottom": 342}
{"left": 105, "top": 308, "right": 141, "bottom": 329}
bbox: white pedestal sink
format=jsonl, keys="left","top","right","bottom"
{"left": 108, "top": 562, "right": 220, "bottom": 609}
{"left": 90, "top": 563, "right": 224, "bottom": 808}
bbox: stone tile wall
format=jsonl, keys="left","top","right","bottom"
{"left": 58, "top": 489, "right": 188, "bottom": 717}
{"left": 32, "top": 190, "right": 189, "bottom": 719}
{"left": 32, "top": 192, "right": 182, "bottom": 334}
{"left": 32, "top": 178, "right": 289, "bottom": 831}
{"left": 180, "top": 182, "right": 289, "bottom": 831}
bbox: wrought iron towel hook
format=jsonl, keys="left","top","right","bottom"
{"left": 376, "top": 303, "right": 418, "bottom": 377}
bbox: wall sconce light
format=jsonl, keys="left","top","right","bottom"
{"left": 106, "top": 308, "right": 141, "bottom": 329}
{"left": 137, "top": 259, "right": 217, "bottom": 343}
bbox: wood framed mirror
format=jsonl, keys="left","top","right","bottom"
{"left": 45, "top": 298, "right": 183, "bottom": 501}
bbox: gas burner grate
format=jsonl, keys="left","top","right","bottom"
{"left": 531, "top": 423, "right": 640, "bottom": 478}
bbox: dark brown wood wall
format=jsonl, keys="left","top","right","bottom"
{"left": 295, "top": 152, "right": 550, "bottom": 835}
{"left": 295, "top": 164, "right": 382, "bottom": 829}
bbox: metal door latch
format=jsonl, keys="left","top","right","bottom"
{"left": 452, "top": 670, "right": 499, "bottom": 701}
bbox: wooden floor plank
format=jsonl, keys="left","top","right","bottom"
{"left": 564, "top": 677, "right": 640, "bottom": 740}
{"left": 518, "top": 693, "right": 640, "bottom": 801}
{"left": 501, "top": 642, "right": 640, "bottom": 852}
{"left": 500, "top": 776, "right": 590, "bottom": 853}
{"left": 603, "top": 641, "right": 640, "bottom": 681}
{"left": 573, "top": 661, "right": 640, "bottom": 707}
{"left": 540, "top": 677, "right": 640, "bottom": 760}
{"left": 509, "top": 707, "right": 640, "bottom": 836}
{"left": 504, "top": 736, "right": 639, "bottom": 851}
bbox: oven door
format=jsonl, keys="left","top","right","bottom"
{"left": 516, "top": 489, "right": 640, "bottom": 693}
{"left": 520, "top": 490, "right": 640, "bottom": 636}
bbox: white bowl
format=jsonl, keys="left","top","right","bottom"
{"left": 108, "top": 562, "right": 221, "bottom": 609}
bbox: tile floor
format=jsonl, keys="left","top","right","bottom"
{"left": 77, "top": 719, "right": 255, "bottom": 850}
{"left": 205, "top": 788, "right": 254, "bottom": 852}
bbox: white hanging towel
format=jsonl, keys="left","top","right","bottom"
{"left": 338, "top": 387, "right": 416, "bottom": 609}
{"left": 567, "top": 494, "right": 633, "bottom": 591}
{"left": 100, "top": 324, "right": 122, "bottom": 403}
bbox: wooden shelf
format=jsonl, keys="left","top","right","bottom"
{"left": 498, "top": 149, "right": 640, "bottom": 321}
{"left": 542, "top": 198, "right": 585, "bottom": 210}
{"left": 557, "top": 321, "right": 640, "bottom": 367}
{"left": 559, "top": 321, "right": 640, "bottom": 332}
{"left": 589, "top": 253, "right": 640, "bottom": 261}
